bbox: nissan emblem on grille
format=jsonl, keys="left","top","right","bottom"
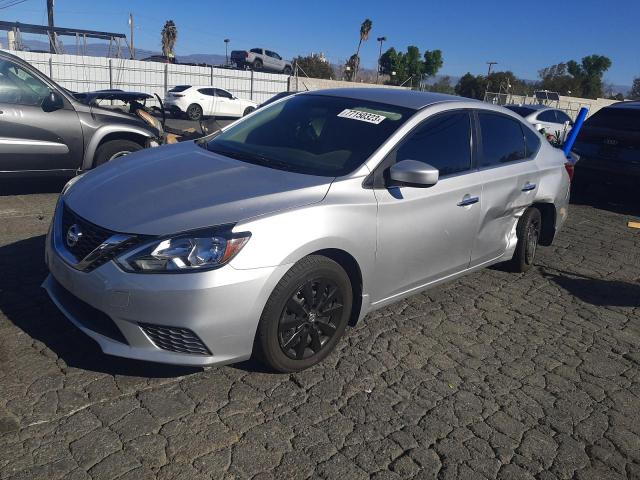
{"left": 66, "top": 224, "right": 83, "bottom": 248}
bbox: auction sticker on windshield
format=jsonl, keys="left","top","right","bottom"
{"left": 337, "top": 109, "right": 387, "bottom": 124}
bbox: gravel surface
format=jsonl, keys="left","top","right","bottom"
{"left": 0, "top": 181, "right": 638, "bottom": 480}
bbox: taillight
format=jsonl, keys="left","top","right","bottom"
{"left": 565, "top": 162, "right": 575, "bottom": 181}
{"left": 244, "top": 52, "right": 249, "bottom": 58}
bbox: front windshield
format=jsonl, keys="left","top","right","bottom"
{"left": 205, "top": 94, "right": 415, "bottom": 176}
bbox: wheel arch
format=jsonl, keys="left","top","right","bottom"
{"left": 531, "top": 202, "right": 556, "bottom": 246}
{"left": 83, "top": 126, "right": 154, "bottom": 170}
{"left": 309, "top": 248, "right": 364, "bottom": 326}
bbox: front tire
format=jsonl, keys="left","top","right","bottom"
{"left": 243, "top": 106, "right": 255, "bottom": 116}
{"left": 94, "top": 139, "right": 142, "bottom": 167}
{"left": 256, "top": 255, "right": 352, "bottom": 372}
{"left": 283, "top": 66, "right": 292, "bottom": 75}
{"left": 186, "top": 103, "right": 203, "bottom": 121}
{"left": 510, "top": 207, "right": 541, "bottom": 273}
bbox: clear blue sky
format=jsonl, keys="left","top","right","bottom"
{"left": 4, "top": 0, "right": 639, "bottom": 86}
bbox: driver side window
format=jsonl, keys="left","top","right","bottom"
{"left": 395, "top": 111, "right": 472, "bottom": 177}
{"left": 0, "top": 59, "right": 50, "bottom": 106}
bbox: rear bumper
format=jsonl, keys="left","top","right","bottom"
{"left": 575, "top": 157, "right": 640, "bottom": 185}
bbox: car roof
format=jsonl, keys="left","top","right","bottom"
{"left": 606, "top": 101, "right": 640, "bottom": 110}
{"left": 505, "top": 104, "right": 552, "bottom": 112}
{"left": 305, "top": 88, "right": 475, "bottom": 110}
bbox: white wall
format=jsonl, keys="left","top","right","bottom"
{"left": 4, "top": 50, "right": 290, "bottom": 105}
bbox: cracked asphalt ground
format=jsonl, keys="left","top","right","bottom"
{"left": 0, "top": 179, "right": 639, "bottom": 480}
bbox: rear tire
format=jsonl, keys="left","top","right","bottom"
{"left": 94, "top": 139, "right": 142, "bottom": 167}
{"left": 253, "top": 59, "right": 263, "bottom": 70}
{"left": 510, "top": 207, "right": 542, "bottom": 273}
{"left": 256, "top": 255, "right": 352, "bottom": 373}
{"left": 186, "top": 103, "right": 203, "bottom": 121}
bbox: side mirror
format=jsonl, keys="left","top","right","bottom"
{"left": 389, "top": 160, "right": 439, "bottom": 188}
{"left": 42, "top": 90, "right": 64, "bottom": 112}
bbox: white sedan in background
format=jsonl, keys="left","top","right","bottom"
{"left": 505, "top": 104, "right": 574, "bottom": 143}
{"left": 164, "top": 85, "right": 258, "bottom": 120}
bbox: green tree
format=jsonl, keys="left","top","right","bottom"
{"left": 293, "top": 54, "right": 334, "bottom": 79}
{"left": 343, "top": 54, "right": 359, "bottom": 81}
{"left": 427, "top": 76, "right": 455, "bottom": 94}
{"left": 379, "top": 45, "right": 444, "bottom": 87}
{"left": 537, "top": 63, "right": 580, "bottom": 95}
{"left": 455, "top": 72, "right": 485, "bottom": 99}
{"left": 630, "top": 77, "right": 640, "bottom": 100}
{"left": 353, "top": 18, "right": 373, "bottom": 81}
{"left": 567, "top": 55, "right": 612, "bottom": 98}
{"left": 423, "top": 50, "right": 443, "bottom": 77}
{"left": 487, "top": 70, "right": 529, "bottom": 95}
{"left": 161, "top": 20, "right": 178, "bottom": 59}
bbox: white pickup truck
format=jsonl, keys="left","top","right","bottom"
{"left": 230, "top": 48, "right": 292, "bottom": 75}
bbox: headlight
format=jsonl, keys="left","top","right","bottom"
{"left": 61, "top": 174, "right": 84, "bottom": 195}
{"left": 116, "top": 228, "right": 250, "bottom": 273}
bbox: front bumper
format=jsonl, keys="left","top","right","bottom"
{"left": 43, "top": 207, "right": 290, "bottom": 367}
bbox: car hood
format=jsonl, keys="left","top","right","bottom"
{"left": 64, "top": 141, "right": 333, "bottom": 235}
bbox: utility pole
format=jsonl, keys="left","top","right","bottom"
{"left": 224, "top": 38, "right": 230, "bottom": 66}
{"left": 376, "top": 36, "right": 386, "bottom": 84}
{"left": 486, "top": 61, "right": 497, "bottom": 93}
{"left": 47, "top": 0, "right": 55, "bottom": 53}
{"left": 129, "top": 13, "right": 135, "bottom": 59}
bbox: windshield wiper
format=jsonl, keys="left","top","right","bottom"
{"left": 208, "top": 146, "right": 307, "bottom": 174}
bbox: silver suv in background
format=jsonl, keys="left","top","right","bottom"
{"left": 230, "top": 48, "right": 292, "bottom": 74}
{"left": 0, "top": 50, "right": 160, "bottom": 177}
{"left": 44, "top": 89, "right": 571, "bottom": 372}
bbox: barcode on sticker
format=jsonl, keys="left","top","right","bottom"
{"left": 337, "top": 109, "right": 386, "bottom": 124}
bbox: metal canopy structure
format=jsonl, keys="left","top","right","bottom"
{"left": 0, "top": 21, "right": 129, "bottom": 57}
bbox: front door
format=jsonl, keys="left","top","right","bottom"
{"left": 214, "top": 89, "right": 241, "bottom": 116}
{"left": 0, "top": 57, "right": 83, "bottom": 173}
{"left": 371, "top": 110, "right": 481, "bottom": 305}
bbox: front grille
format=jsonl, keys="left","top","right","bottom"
{"left": 60, "top": 204, "right": 142, "bottom": 272}
{"left": 49, "top": 276, "right": 128, "bottom": 344}
{"left": 62, "top": 204, "right": 114, "bottom": 260}
{"left": 139, "top": 323, "right": 211, "bottom": 355}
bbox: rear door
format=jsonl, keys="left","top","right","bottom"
{"left": 470, "top": 111, "right": 541, "bottom": 266}
{"left": 371, "top": 110, "right": 482, "bottom": 303}
{"left": 0, "top": 56, "right": 83, "bottom": 173}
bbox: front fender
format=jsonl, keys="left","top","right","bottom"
{"left": 82, "top": 125, "right": 156, "bottom": 170}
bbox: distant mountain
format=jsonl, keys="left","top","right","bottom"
{"left": 0, "top": 37, "right": 227, "bottom": 66}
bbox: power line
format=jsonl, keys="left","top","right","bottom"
{"left": 0, "top": 0, "right": 30, "bottom": 9}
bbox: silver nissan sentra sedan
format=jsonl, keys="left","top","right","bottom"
{"left": 43, "top": 88, "right": 571, "bottom": 372}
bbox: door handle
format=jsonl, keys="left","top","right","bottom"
{"left": 521, "top": 183, "right": 537, "bottom": 192}
{"left": 457, "top": 196, "right": 479, "bottom": 207}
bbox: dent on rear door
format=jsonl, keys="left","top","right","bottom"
{"left": 471, "top": 163, "right": 536, "bottom": 266}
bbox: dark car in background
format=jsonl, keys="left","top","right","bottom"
{"left": 0, "top": 50, "right": 160, "bottom": 177}
{"left": 572, "top": 102, "right": 640, "bottom": 187}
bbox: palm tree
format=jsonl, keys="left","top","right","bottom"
{"left": 353, "top": 18, "right": 372, "bottom": 81}
{"left": 161, "top": 20, "right": 178, "bottom": 60}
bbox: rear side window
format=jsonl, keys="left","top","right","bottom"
{"left": 198, "top": 88, "right": 215, "bottom": 96}
{"left": 169, "top": 85, "right": 190, "bottom": 93}
{"left": 395, "top": 111, "right": 472, "bottom": 177}
{"left": 523, "top": 126, "right": 542, "bottom": 157}
{"left": 556, "top": 110, "right": 572, "bottom": 124}
{"left": 250, "top": 48, "right": 262, "bottom": 54}
{"left": 537, "top": 110, "right": 557, "bottom": 122}
{"left": 478, "top": 112, "right": 526, "bottom": 167}
{"left": 585, "top": 107, "right": 640, "bottom": 132}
